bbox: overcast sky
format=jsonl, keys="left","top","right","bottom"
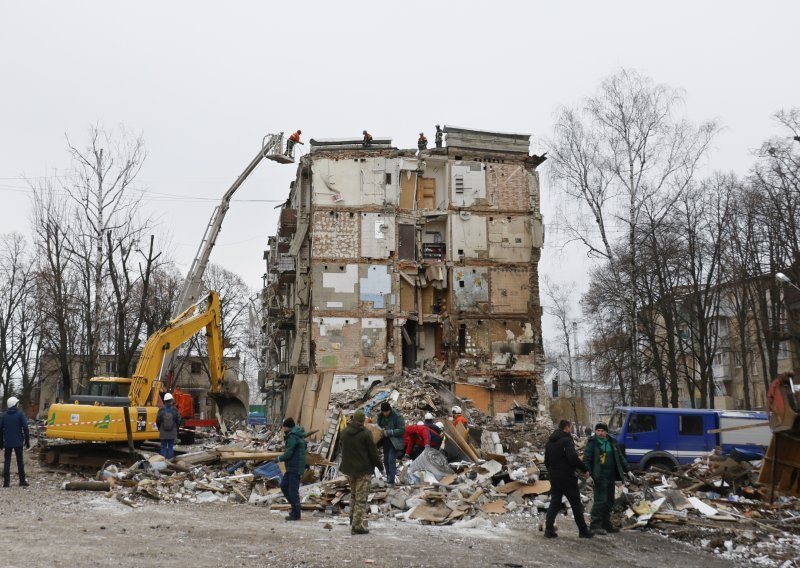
{"left": 1, "top": 1, "right": 797, "bottom": 345}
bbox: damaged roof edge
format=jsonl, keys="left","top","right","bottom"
{"left": 443, "top": 125, "right": 531, "bottom": 155}
{"left": 443, "top": 125, "right": 531, "bottom": 141}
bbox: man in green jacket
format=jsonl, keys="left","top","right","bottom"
{"left": 583, "top": 422, "right": 630, "bottom": 534}
{"left": 277, "top": 417, "right": 306, "bottom": 521}
{"left": 341, "top": 409, "right": 384, "bottom": 535}
{"left": 376, "top": 402, "right": 404, "bottom": 486}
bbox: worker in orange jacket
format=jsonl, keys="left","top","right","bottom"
{"left": 403, "top": 422, "right": 430, "bottom": 460}
{"left": 451, "top": 406, "right": 468, "bottom": 428}
{"left": 286, "top": 130, "right": 303, "bottom": 157}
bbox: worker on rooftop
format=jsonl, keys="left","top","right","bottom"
{"left": 362, "top": 130, "right": 373, "bottom": 147}
{"left": 285, "top": 129, "right": 303, "bottom": 158}
{"left": 418, "top": 132, "right": 428, "bottom": 152}
{"left": 435, "top": 125, "right": 443, "bottom": 148}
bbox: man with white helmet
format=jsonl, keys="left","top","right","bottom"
{"left": 156, "top": 393, "right": 181, "bottom": 459}
{"left": 422, "top": 412, "right": 444, "bottom": 450}
{"left": 1, "top": 396, "right": 30, "bottom": 487}
{"left": 451, "top": 406, "right": 468, "bottom": 428}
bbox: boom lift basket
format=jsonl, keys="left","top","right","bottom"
{"left": 263, "top": 132, "right": 295, "bottom": 164}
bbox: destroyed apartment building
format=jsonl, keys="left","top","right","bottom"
{"left": 260, "top": 127, "right": 547, "bottom": 432}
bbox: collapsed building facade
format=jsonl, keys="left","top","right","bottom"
{"left": 260, "top": 127, "right": 546, "bottom": 425}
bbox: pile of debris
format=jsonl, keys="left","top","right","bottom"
{"left": 609, "top": 453, "right": 800, "bottom": 565}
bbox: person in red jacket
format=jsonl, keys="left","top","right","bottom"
{"left": 403, "top": 422, "right": 430, "bottom": 460}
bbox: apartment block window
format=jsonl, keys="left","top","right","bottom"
{"left": 191, "top": 361, "right": 202, "bottom": 374}
{"left": 733, "top": 352, "right": 742, "bottom": 368}
{"left": 778, "top": 340, "right": 791, "bottom": 360}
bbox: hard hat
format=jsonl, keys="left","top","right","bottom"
{"left": 417, "top": 421, "right": 424, "bottom": 426}
{"left": 451, "top": 405, "right": 462, "bottom": 414}
{"left": 164, "top": 393, "right": 174, "bottom": 402}
{"left": 436, "top": 422, "right": 444, "bottom": 429}
{"left": 424, "top": 412, "right": 434, "bottom": 421}
{"left": 7, "top": 396, "right": 19, "bottom": 408}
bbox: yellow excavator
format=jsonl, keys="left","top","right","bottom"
{"left": 45, "top": 291, "right": 234, "bottom": 442}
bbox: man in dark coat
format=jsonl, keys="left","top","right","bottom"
{"left": 340, "top": 409, "right": 383, "bottom": 535}
{"left": 277, "top": 417, "right": 306, "bottom": 521}
{"left": 376, "top": 402, "right": 404, "bottom": 486}
{"left": 155, "top": 393, "right": 181, "bottom": 459}
{"left": 1, "top": 397, "right": 30, "bottom": 487}
{"left": 583, "top": 422, "right": 630, "bottom": 534}
{"left": 544, "top": 419, "right": 593, "bottom": 538}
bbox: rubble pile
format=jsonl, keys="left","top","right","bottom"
{"left": 614, "top": 453, "right": 800, "bottom": 565}
{"left": 47, "top": 369, "right": 799, "bottom": 565}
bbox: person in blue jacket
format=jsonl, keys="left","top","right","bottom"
{"left": 1, "top": 396, "right": 30, "bottom": 487}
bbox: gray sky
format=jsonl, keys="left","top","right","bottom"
{"left": 1, "top": 1, "right": 797, "bottom": 345}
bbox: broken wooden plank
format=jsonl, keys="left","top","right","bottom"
{"left": 62, "top": 480, "right": 111, "bottom": 491}
{"left": 481, "top": 499, "right": 508, "bottom": 514}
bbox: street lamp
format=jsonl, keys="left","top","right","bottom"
{"left": 776, "top": 272, "right": 800, "bottom": 292}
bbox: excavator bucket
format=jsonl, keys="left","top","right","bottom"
{"left": 767, "top": 373, "right": 800, "bottom": 432}
{"left": 208, "top": 379, "right": 250, "bottom": 422}
{"left": 759, "top": 373, "right": 800, "bottom": 498}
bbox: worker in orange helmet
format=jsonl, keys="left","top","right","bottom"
{"left": 286, "top": 130, "right": 303, "bottom": 158}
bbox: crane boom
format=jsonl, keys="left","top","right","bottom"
{"left": 175, "top": 139, "right": 276, "bottom": 315}
{"left": 163, "top": 133, "right": 289, "bottom": 382}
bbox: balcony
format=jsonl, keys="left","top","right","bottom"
{"left": 422, "top": 242, "right": 446, "bottom": 262}
{"left": 277, "top": 209, "right": 297, "bottom": 237}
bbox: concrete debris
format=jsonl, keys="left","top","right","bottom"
{"left": 46, "top": 370, "right": 799, "bottom": 565}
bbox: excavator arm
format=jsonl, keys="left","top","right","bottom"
{"left": 128, "top": 291, "right": 224, "bottom": 406}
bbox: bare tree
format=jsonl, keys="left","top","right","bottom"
{"left": 542, "top": 276, "right": 580, "bottom": 428}
{"left": 62, "top": 123, "right": 146, "bottom": 379}
{"left": 106, "top": 232, "right": 166, "bottom": 377}
{"left": 548, "top": 69, "right": 719, "bottom": 403}
{"left": 0, "top": 234, "right": 35, "bottom": 406}
{"left": 31, "top": 183, "right": 80, "bottom": 400}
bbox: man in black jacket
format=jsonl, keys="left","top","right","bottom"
{"left": 543, "top": 419, "right": 593, "bottom": 538}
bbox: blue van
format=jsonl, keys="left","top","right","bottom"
{"left": 607, "top": 407, "right": 771, "bottom": 470}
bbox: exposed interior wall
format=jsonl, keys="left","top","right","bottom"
{"left": 264, "top": 131, "right": 546, "bottom": 420}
